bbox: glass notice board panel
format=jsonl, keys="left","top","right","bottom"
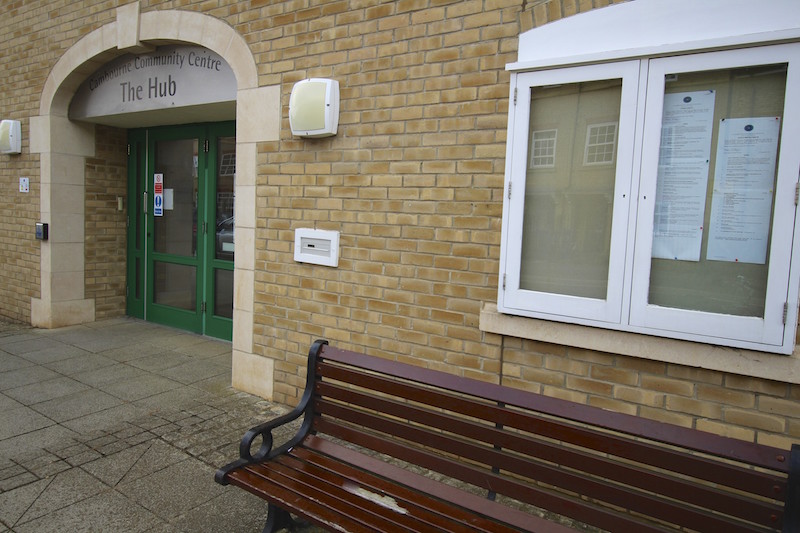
{"left": 648, "top": 64, "right": 786, "bottom": 317}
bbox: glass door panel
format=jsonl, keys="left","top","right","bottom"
{"left": 127, "top": 122, "right": 234, "bottom": 340}
{"left": 153, "top": 262, "right": 197, "bottom": 311}
{"left": 145, "top": 127, "right": 203, "bottom": 333}
{"left": 154, "top": 139, "right": 199, "bottom": 257}
{"left": 205, "top": 128, "right": 235, "bottom": 339}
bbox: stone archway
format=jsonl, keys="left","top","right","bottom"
{"left": 30, "top": 2, "right": 279, "bottom": 399}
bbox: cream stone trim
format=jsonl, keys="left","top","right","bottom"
{"left": 480, "top": 303, "right": 800, "bottom": 385}
{"left": 34, "top": 2, "right": 279, "bottom": 399}
{"left": 232, "top": 350, "right": 274, "bottom": 399}
{"left": 116, "top": 3, "right": 154, "bottom": 54}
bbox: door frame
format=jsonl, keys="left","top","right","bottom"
{"left": 126, "top": 121, "right": 235, "bottom": 340}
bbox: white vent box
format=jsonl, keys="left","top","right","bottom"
{"left": 289, "top": 78, "right": 339, "bottom": 138}
{"left": 294, "top": 228, "right": 340, "bottom": 267}
{"left": 0, "top": 120, "right": 21, "bottom": 154}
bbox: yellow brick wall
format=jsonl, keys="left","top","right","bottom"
{"left": 0, "top": 1, "right": 119, "bottom": 324}
{"left": 502, "top": 337, "right": 799, "bottom": 449}
{"left": 1, "top": 3, "right": 54, "bottom": 323}
{"left": 85, "top": 125, "right": 128, "bottom": 319}
{"left": 0, "top": 0, "right": 797, "bottom": 449}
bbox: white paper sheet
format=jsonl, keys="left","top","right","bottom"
{"left": 707, "top": 117, "right": 780, "bottom": 264}
{"left": 652, "top": 91, "right": 716, "bottom": 261}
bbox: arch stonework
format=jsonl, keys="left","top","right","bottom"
{"left": 30, "top": 2, "right": 279, "bottom": 398}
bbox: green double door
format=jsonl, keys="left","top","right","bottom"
{"left": 127, "top": 122, "right": 235, "bottom": 340}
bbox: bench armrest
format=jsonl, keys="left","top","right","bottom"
{"left": 215, "top": 339, "right": 328, "bottom": 485}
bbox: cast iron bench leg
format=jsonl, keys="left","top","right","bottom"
{"left": 262, "top": 503, "right": 295, "bottom": 533}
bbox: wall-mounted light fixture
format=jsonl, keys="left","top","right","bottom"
{"left": 0, "top": 120, "right": 21, "bottom": 154}
{"left": 289, "top": 78, "right": 339, "bottom": 138}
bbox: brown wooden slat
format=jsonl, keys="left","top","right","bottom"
{"left": 226, "top": 465, "right": 378, "bottom": 533}
{"left": 243, "top": 458, "right": 454, "bottom": 532}
{"left": 319, "top": 346, "right": 789, "bottom": 471}
{"left": 300, "top": 434, "right": 578, "bottom": 533}
{"left": 275, "top": 451, "right": 518, "bottom": 533}
{"left": 318, "top": 359, "right": 787, "bottom": 500}
{"left": 265, "top": 458, "right": 459, "bottom": 532}
{"left": 315, "top": 380, "right": 784, "bottom": 527}
{"left": 217, "top": 343, "right": 792, "bottom": 533}
{"left": 314, "top": 417, "right": 679, "bottom": 533}
{"left": 316, "top": 405, "right": 772, "bottom": 533}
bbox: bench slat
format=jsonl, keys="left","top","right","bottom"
{"left": 316, "top": 379, "right": 784, "bottom": 528}
{"left": 318, "top": 359, "right": 787, "bottom": 499}
{"left": 243, "top": 460, "right": 452, "bottom": 531}
{"left": 301, "top": 434, "right": 576, "bottom": 533}
{"left": 227, "top": 466, "right": 377, "bottom": 533}
{"left": 266, "top": 457, "right": 475, "bottom": 532}
{"left": 216, "top": 341, "right": 795, "bottom": 533}
{"left": 320, "top": 346, "right": 789, "bottom": 472}
{"left": 318, "top": 358, "right": 787, "bottom": 500}
{"left": 316, "top": 401, "right": 775, "bottom": 533}
{"left": 315, "top": 416, "right": 679, "bottom": 533}
{"left": 279, "top": 448, "right": 517, "bottom": 532}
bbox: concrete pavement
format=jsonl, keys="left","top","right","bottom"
{"left": 0, "top": 317, "right": 301, "bottom": 532}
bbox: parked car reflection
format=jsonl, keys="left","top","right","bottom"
{"left": 216, "top": 216, "right": 234, "bottom": 260}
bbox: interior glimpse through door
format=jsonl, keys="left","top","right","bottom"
{"left": 127, "top": 122, "right": 235, "bottom": 341}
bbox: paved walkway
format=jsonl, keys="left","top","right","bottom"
{"left": 0, "top": 317, "right": 301, "bottom": 532}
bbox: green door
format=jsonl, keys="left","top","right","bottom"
{"left": 127, "top": 122, "right": 235, "bottom": 340}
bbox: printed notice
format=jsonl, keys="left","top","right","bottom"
{"left": 652, "top": 91, "right": 716, "bottom": 261}
{"left": 153, "top": 173, "right": 164, "bottom": 217}
{"left": 707, "top": 117, "right": 780, "bottom": 264}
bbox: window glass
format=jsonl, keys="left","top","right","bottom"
{"left": 215, "top": 136, "right": 235, "bottom": 261}
{"left": 520, "top": 80, "right": 622, "bottom": 299}
{"left": 649, "top": 64, "right": 786, "bottom": 317}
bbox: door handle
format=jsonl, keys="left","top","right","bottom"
{"left": 143, "top": 191, "right": 148, "bottom": 214}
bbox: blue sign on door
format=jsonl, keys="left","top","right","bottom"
{"left": 154, "top": 173, "right": 164, "bottom": 217}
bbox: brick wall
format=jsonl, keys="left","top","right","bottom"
{"left": 502, "top": 337, "right": 799, "bottom": 449}
{"left": 85, "top": 125, "right": 128, "bottom": 320}
{"left": 0, "top": 0, "right": 797, "bottom": 449}
{"left": 0, "top": 1, "right": 118, "bottom": 324}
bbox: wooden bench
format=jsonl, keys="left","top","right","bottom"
{"left": 215, "top": 340, "right": 800, "bottom": 533}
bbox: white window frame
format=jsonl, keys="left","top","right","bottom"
{"left": 500, "top": 60, "right": 640, "bottom": 325}
{"left": 499, "top": 43, "right": 800, "bottom": 354}
{"left": 629, "top": 44, "right": 800, "bottom": 350}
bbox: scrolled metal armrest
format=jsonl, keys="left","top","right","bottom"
{"left": 214, "top": 339, "right": 328, "bottom": 485}
{"left": 238, "top": 407, "right": 307, "bottom": 462}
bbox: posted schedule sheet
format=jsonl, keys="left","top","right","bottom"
{"left": 707, "top": 117, "right": 780, "bottom": 264}
{"left": 652, "top": 91, "right": 716, "bottom": 261}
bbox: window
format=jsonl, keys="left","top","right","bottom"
{"left": 584, "top": 123, "right": 617, "bottom": 165}
{"left": 529, "top": 129, "right": 557, "bottom": 168}
{"left": 499, "top": 43, "right": 800, "bottom": 354}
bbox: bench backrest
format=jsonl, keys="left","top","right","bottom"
{"left": 308, "top": 341, "right": 797, "bottom": 533}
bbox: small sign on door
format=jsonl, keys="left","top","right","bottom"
{"left": 154, "top": 173, "right": 164, "bottom": 217}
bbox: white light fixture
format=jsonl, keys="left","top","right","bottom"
{"left": 289, "top": 79, "right": 339, "bottom": 138}
{"left": 0, "top": 120, "right": 21, "bottom": 154}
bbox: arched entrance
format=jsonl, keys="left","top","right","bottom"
{"left": 30, "top": 2, "right": 280, "bottom": 398}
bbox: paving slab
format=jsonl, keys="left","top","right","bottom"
{"left": 31, "top": 389, "right": 123, "bottom": 423}
{"left": 13, "top": 490, "right": 164, "bottom": 533}
{"left": 17, "top": 344, "right": 93, "bottom": 365}
{"left": 0, "top": 317, "right": 312, "bottom": 532}
{"left": 0, "top": 365, "right": 61, "bottom": 391}
{"left": 117, "top": 459, "right": 227, "bottom": 521}
{"left": 15, "top": 468, "right": 108, "bottom": 525}
{"left": 0, "top": 406, "right": 54, "bottom": 440}
{"left": 0, "top": 352, "right": 34, "bottom": 372}
{"left": 101, "top": 374, "right": 184, "bottom": 402}
{"left": 5, "top": 376, "right": 90, "bottom": 406}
